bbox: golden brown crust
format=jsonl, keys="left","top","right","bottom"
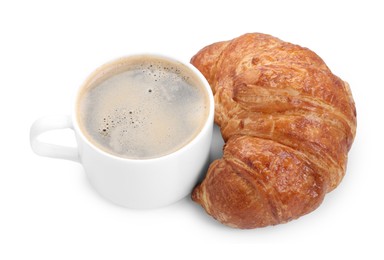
{"left": 191, "top": 33, "right": 357, "bottom": 229}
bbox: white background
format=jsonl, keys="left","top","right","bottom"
{"left": 1, "top": 0, "right": 383, "bottom": 259}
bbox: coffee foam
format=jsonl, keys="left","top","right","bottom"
{"left": 77, "top": 56, "right": 209, "bottom": 159}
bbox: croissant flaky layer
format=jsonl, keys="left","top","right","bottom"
{"left": 191, "top": 33, "right": 357, "bottom": 229}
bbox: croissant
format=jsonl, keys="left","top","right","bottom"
{"left": 191, "top": 33, "right": 357, "bottom": 229}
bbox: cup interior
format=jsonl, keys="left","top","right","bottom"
{"left": 73, "top": 54, "right": 214, "bottom": 161}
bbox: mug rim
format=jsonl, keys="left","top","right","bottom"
{"left": 72, "top": 53, "right": 214, "bottom": 163}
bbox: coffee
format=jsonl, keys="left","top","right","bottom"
{"left": 76, "top": 55, "right": 210, "bottom": 159}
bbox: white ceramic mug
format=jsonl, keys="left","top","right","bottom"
{"left": 30, "top": 54, "right": 214, "bottom": 209}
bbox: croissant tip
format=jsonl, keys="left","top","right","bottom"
{"left": 191, "top": 185, "right": 201, "bottom": 204}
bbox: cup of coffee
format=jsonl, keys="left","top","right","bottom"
{"left": 30, "top": 54, "right": 214, "bottom": 209}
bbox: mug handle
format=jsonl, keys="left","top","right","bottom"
{"left": 30, "top": 115, "right": 80, "bottom": 163}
